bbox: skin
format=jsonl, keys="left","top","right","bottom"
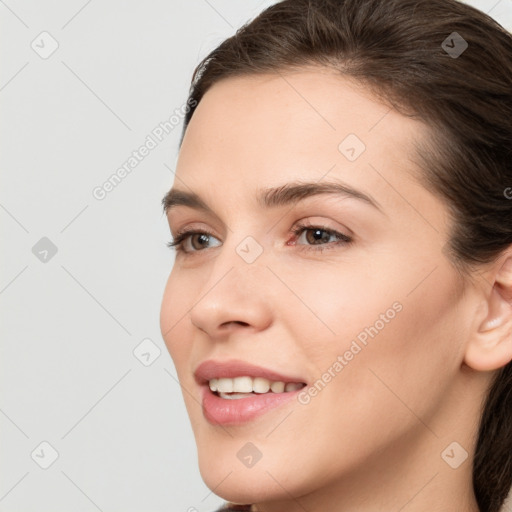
{"left": 160, "top": 67, "right": 512, "bottom": 512}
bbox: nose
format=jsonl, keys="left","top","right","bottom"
{"left": 189, "top": 250, "right": 274, "bottom": 340}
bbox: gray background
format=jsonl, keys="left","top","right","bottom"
{"left": 1, "top": 1, "right": 511, "bottom": 511}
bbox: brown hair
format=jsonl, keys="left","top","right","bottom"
{"left": 178, "top": 1, "right": 512, "bottom": 510}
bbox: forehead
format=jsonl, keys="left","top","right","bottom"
{"left": 175, "top": 68, "right": 437, "bottom": 220}
{"left": 185, "top": 67, "right": 423, "bottom": 144}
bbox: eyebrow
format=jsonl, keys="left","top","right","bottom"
{"left": 161, "top": 180, "right": 384, "bottom": 217}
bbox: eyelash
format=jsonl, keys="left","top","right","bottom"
{"left": 166, "top": 221, "right": 353, "bottom": 255}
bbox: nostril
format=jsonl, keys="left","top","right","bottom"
{"left": 223, "top": 321, "right": 250, "bottom": 327}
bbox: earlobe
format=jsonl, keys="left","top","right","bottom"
{"left": 464, "top": 254, "right": 512, "bottom": 372}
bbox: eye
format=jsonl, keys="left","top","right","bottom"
{"left": 290, "top": 222, "right": 352, "bottom": 252}
{"left": 166, "top": 229, "right": 220, "bottom": 253}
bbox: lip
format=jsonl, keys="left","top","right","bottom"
{"left": 194, "top": 358, "right": 307, "bottom": 385}
{"left": 199, "top": 384, "right": 304, "bottom": 426}
{"left": 194, "top": 358, "right": 307, "bottom": 426}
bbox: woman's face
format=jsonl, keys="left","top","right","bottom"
{"left": 160, "top": 68, "right": 477, "bottom": 506}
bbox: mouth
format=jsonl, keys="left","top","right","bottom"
{"left": 194, "top": 359, "right": 308, "bottom": 425}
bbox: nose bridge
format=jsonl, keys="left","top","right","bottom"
{"left": 211, "top": 223, "right": 269, "bottom": 283}
{"left": 209, "top": 231, "right": 270, "bottom": 299}
{"left": 189, "top": 231, "right": 272, "bottom": 334}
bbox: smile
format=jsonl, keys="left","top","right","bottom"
{"left": 194, "top": 359, "right": 308, "bottom": 425}
{"left": 209, "top": 376, "right": 305, "bottom": 398}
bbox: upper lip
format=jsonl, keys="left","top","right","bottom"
{"left": 194, "top": 359, "right": 307, "bottom": 385}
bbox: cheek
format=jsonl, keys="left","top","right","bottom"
{"left": 282, "top": 253, "right": 464, "bottom": 424}
{"left": 282, "top": 240, "right": 461, "bottom": 360}
{"left": 272, "top": 255, "right": 403, "bottom": 360}
{"left": 242, "top": 261, "right": 464, "bottom": 489}
{"left": 160, "top": 270, "right": 195, "bottom": 365}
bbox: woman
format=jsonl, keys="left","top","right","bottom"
{"left": 160, "top": 0, "right": 512, "bottom": 510}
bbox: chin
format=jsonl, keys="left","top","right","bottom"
{"left": 199, "top": 467, "right": 282, "bottom": 505}
{"left": 197, "top": 449, "right": 291, "bottom": 504}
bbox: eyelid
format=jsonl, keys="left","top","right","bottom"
{"left": 292, "top": 215, "right": 354, "bottom": 236}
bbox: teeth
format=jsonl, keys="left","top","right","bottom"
{"left": 270, "top": 381, "right": 285, "bottom": 393}
{"left": 218, "top": 392, "right": 254, "bottom": 400}
{"left": 233, "top": 376, "right": 253, "bottom": 393}
{"left": 208, "top": 376, "right": 304, "bottom": 394}
{"left": 284, "top": 382, "right": 303, "bottom": 392}
{"left": 216, "top": 378, "right": 233, "bottom": 393}
{"left": 253, "top": 377, "right": 270, "bottom": 393}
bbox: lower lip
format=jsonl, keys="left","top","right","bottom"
{"left": 200, "top": 385, "right": 302, "bottom": 426}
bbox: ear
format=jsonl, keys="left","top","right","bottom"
{"left": 464, "top": 251, "right": 512, "bottom": 372}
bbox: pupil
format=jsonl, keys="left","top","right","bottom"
{"left": 308, "top": 228, "right": 328, "bottom": 244}
{"left": 193, "top": 234, "right": 209, "bottom": 250}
